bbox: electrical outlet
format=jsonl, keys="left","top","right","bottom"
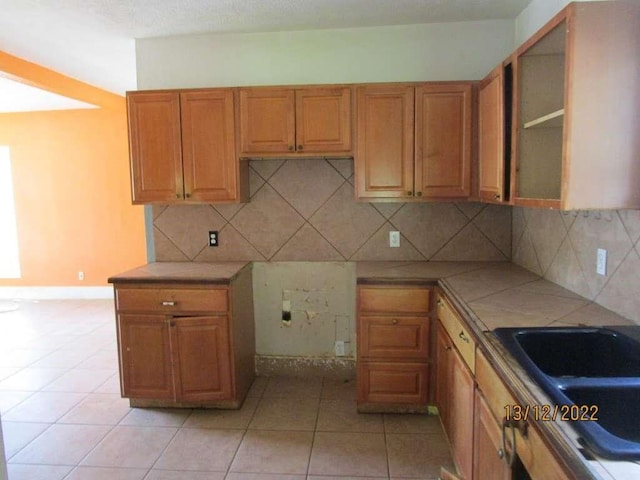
{"left": 208, "top": 231, "right": 219, "bottom": 247}
{"left": 596, "top": 248, "right": 607, "bottom": 276}
{"left": 389, "top": 231, "right": 400, "bottom": 248}
{"left": 334, "top": 340, "right": 345, "bottom": 357}
{"left": 77, "top": 271, "right": 84, "bottom": 281}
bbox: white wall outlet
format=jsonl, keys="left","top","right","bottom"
{"left": 389, "top": 231, "right": 400, "bottom": 248}
{"left": 77, "top": 271, "right": 84, "bottom": 281}
{"left": 596, "top": 248, "right": 607, "bottom": 276}
{"left": 334, "top": 340, "right": 345, "bottom": 357}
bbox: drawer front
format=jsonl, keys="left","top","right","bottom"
{"left": 476, "top": 349, "right": 569, "bottom": 480}
{"left": 437, "top": 293, "right": 475, "bottom": 373}
{"left": 116, "top": 287, "right": 228, "bottom": 313}
{"left": 359, "top": 315, "right": 429, "bottom": 360}
{"left": 358, "top": 362, "right": 429, "bottom": 405}
{"left": 359, "top": 286, "right": 431, "bottom": 314}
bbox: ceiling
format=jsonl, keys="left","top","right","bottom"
{"left": 0, "top": 0, "right": 532, "bottom": 108}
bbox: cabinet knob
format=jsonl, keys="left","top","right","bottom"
{"left": 297, "top": 145, "right": 303, "bottom": 151}
{"left": 161, "top": 301, "right": 176, "bottom": 306}
{"left": 437, "top": 299, "right": 443, "bottom": 307}
{"left": 176, "top": 193, "right": 180, "bottom": 199}
{"left": 392, "top": 319, "right": 398, "bottom": 325}
{"left": 497, "top": 448, "right": 505, "bottom": 459}
{"left": 288, "top": 145, "right": 294, "bottom": 151}
{"left": 185, "top": 193, "right": 191, "bottom": 198}
{"left": 407, "top": 191, "right": 413, "bottom": 196}
{"left": 445, "top": 345, "right": 452, "bottom": 351}
{"left": 495, "top": 193, "right": 501, "bottom": 200}
{"left": 416, "top": 191, "right": 422, "bottom": 197}
{"left": 169, "top": 321, "right": 176, "bottom": 327}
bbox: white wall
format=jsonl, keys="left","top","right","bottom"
{"left": 0, "top": 414, "right": 7, "bottom": 480}
{"left": 135, "top": 20, "right": 514, "bottom": 89}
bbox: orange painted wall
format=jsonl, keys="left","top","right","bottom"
{"left": 0, "top": 51, "right": 146, "bottom": 287}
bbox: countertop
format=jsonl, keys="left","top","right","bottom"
{"left": 107, "top": 261, "right": 250, "bottom": 284}
{"left": 357, "top": 261, "right": 637, "bottom": 480}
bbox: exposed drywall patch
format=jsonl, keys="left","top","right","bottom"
{"left": 255, "top": 354, "right": 356, "bottom": 379}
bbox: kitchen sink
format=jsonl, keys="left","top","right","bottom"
{"left": 494, "top": 326, "right": 640, "bottom": 459}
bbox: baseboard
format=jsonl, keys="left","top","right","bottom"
{"left": 255, "top": 355, "right": 356, "bottom": 378}
{"left": 0, "top": 286, "right": 114, "bottom": 300}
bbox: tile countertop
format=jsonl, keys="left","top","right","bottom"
{"left": 107, "top": 261, "right": 250, "bottom": 284}
{"left": 357, "top": 261, "right": 638, "bottom": 480}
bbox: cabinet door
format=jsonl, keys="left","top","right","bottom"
{"left": 295, "top": 87, "right": 352, "bottom": 153}
{"left": 359, "top": 315, "right": 429, "bottom": 360}
{"left": 479, "top": 67, "right": 506, "bottom": 203}
{"left": 474, "top": 389, "right": 512, "bottom": 480}
{"left": 181, "top": 90, "right": 239, "bottom": 202}
{"left": 127, "top": 92, "right": 183, "bottom": 203}
{"left": 239, "top": 88, "right": 295, "bottom": 154}
{"left": 171, "top": 316, "right": 233, "bottom": 402}
{"left": 117, "top": 314, "right": 174, "bottom": 399}
{"left": 435, "top": 321, "right": 452, "bottom": 432}
{"left": 355, "top": 85, "right": 415, "bottom": 199}
{"left": 358, "top": 362, "right": 429, "bottom": 405}
{"left": 415, "top": 84, "right": 472, "bottom": 198}
{"left": 449, "top": 347, "right": 475, "bottom": 480}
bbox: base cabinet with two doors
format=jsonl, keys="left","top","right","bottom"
{"left": 112, "top": 277, "right": 254, "bottom": 408}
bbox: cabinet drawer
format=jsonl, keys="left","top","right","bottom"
{"left": 358, "top": 362, "right": 429, "bottom": 405}
{"left": 437, "top": 293, "right": 475, "bottom": 373}
{"left": 116, "top": 287, "right": 228, "bottom": 313}
{"left": 359, "top": 286, "right": 431, "bottom": 314}
{"left": 359, "top": 315, "right": 429, "bottom": 360}
{"left": 476, "top": 349, "right": 569, "bottom": 480}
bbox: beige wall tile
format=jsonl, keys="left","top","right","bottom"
{"left": 194, "top": 224, "right": 265, "bottom": 262}
{"left": 455, "top": 201, "right": 485, "bottom": 220}
{"left": 618, "top": 209, "right": 640, "bottom": 245}
{"left": 351, "top": 222, "right": 425, "bottom": 261}
{"left": 272, "top": 224, "right": 344, "bottom": 261}
{"left": 512, "top": 229, "right": 542, "bottom": 276}
{"left": 249, "top": 160, "right": 285, "bottom": 181}
{"left": 327, "top": 159, "right": 353, "bottom": 179}
{"left": 526, "top": 208, "right": 567, "bottom": 274}
{"left": 473, "top": 204, "right": 512, "bottom": 257}
{"left": 432, "top": 224, "right": 507, "bottom": 261}
{"left": 596, "top": 249, "right": 640, "bottom": 323}
{"left": 545, "top": 238, "right": 594, "bottom": 300}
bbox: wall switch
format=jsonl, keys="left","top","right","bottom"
{"left": 208, "top": 231, "right": 219, "bottom": 247}
{"left": 389, "top": 231, "right": 400, "bottom": 248}
{"left": 596, "top": 248, "right": 607, "bottom": 276}
{"left": 77, "top": 271, "right": 84, "bottom": 281}
{"left": 334, "top": 340, "right": 345, "bottom": 356}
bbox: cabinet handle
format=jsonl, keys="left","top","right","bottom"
{"left": 169, "top": 321, "right": 176, "bottom": 327}
{"left": 297, "top": 144, "right": 303, "bottom": 151}
{"left": 161, "top": 301, "right": 176, "bottom": 306}
{"left": 437, "top": 299, "right": 443, "bottom": 307}
{"left": 458, "top": 330, "right": 470, "bottom": 343}
{"left": 495, "top": 193, "right": 501, "bottom": 200}
{"left": 176, "top": 193, "right": 180, "bottom": 199}
{"left": 392, "top": 319, "right": 398, "bottom": 325}
{"left": 288, "top": 145, "right": 294, "bottom": 151}
{"left": 444, "top": 345, "right": 452, "bottom": 351}
{"left": 501, "top": 418, "right": 518, "bottom": 468}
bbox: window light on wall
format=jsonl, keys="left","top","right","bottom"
{"left": 0, "top": 146, "right": 21, "bottom": 278}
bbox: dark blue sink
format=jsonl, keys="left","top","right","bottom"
{"left": 494, "top": 326, "right": 640, "bottom": 459}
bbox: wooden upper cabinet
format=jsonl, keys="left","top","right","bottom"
{"left": 181, "top": 90, "right": 239, "bottom": 202}
{"left": 415, "top": 83, "right": 472, "bottom": 198}
{"left": 479, "top": 65, "right": 507, "bottom": 203}
{"left": 355, "top": 85, "right": 415, "bottom": 200}
{"left": 295, "top": 88, "right": 352, "bottom": 153}
{"left": 128, "top": 92, "right": 183, "bottom": 203}
{"left": 127, "top": 89, "right": 245, "bottom": 204}
{"left": 239, "top": 87, "right": 352, "bottom": 156}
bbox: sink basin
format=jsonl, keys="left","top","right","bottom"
{"left": 494, "top": 326, "right": 640, "bottom": 459}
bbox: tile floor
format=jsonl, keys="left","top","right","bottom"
{"left": 0, "top": 299, "right": 454, "bottom": 479}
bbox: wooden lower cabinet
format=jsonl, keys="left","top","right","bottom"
{"left": 356, "top": 284, "right": 431, "bottom": 411}
{"left": 474, "top": 388, "right": 512, "bottom": 480}
{"left": 113, "top": 273, "right": 254, "bottom": 409}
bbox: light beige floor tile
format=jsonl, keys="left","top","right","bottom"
{"left": 29, "top": 348, "right": 96, "bottom": 369}
{"left": 42, "top": 368, "right": 114, "bottom": 393}
{"left": 145, "top": 471, "right": 225, "bottom": 480}
{"left": 0, "top": 348, "right": 52, "bottom": 368}
{"left": 6, "top": 463, "right": 72, "bottom": 479}
{"left": 246, "top": 377, "right": 268, "bottom": 398}
{"left": 93, "top": 373, "right": 122, "bottom": 394}
{"left": 1, "top": 421, "right": 50, "bottom": 458}
{"left": 383, "top": 413, "right": 443, "bottom": 434}
{"left": 58, "top": 393, "right": 131, "bottom": 425}
{"left": 76, "top": 350, "right": 119, "bottom": 370}
{"left": 3, "top": 391, "right": 86, "bottom": 422}
{"left": 0, "top": 367, "right": 67, "bottom": 391}
{"left": 184, "top": 396, "right": 258, "bottom": 429}
{"left": 386, "top": 433, "right": 454, "bottom": 478}
{"left": 249, "top": 396, "right": 318, "bottom": 431}
{"left": 154, "top": 428, "right": 243, "bottom": 471}
{"left": 230, "top": 430, "right": 313, "bottom": 475}
{"left": 0, "top": 390, "right": 33, "bottom": 414}
{"left": 119, "top": 407, "right": 191, "bottom": 427}
{"left": 10, "top": 423, "right": 111, "bottom": 465}
{"left": 262, "top": 376, "right": 323, "bottom": 398}
{"left": 308, "top": 431, "right": 388, "bottom": 477}
{"left": 0, "top": 367, "right": 20, "bottom": 381}
{"left": 226, "top": 474, "right": 305, "bottom": 480}
{"left": 81, "top": 426, "right": 177, "bottom": 468}
{"left": 320, "top": 377, "right": 357, "bottom": 400}
{"left": 65, "top": 466, "right": 148, "bottom": 479}
{"left": 317, "top": 399, "right": 383, "bottom": 433}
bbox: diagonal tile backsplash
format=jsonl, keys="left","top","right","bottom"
{"left": 512, "top": 207, "right": 640, "bottom": 324}
{"left": 153, "top": 159, "right": 512, "bottom": 263}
